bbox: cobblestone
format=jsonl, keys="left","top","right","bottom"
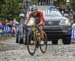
{"left": 0, "top": 37, "right": 75, "bottom": 61}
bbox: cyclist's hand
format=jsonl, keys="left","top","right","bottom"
{"left": 38, "top": 23, "right": 41, "bottom": 26}
{"left": 24, "top": 24, "right": 27, "bottom": 30}
{"left": 39, "top": 21, "right": 43, "bottom": 25}
{"left": 38, "top": 22, "right": 43, "bottom": 26}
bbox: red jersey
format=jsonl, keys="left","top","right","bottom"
{"left": 27, "top": 10, "right": 45, "bottom": 25}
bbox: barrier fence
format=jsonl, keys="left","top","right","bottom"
{"left": 71, "top": 27, "right": 75, "bottom": 42}
{"left": 0, "top": 25, "right": 75, "bottom": 42}
{"left": 0, "top": 25, "right": 12, "bottom": 36}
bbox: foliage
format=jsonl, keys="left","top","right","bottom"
{"left": 32, "top": 0, "right": 37, "bottom": 2}
{"left": 0, "top": 0, "right": 21, "bottom": 21}
{"left": 70, "top": 0, "right": 75, "bottom": 11}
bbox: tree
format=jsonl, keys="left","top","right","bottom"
{"left": 70, "top": 0, "right": 75, "bottom": 11}
{"left": 0, "top": 0, "right": 21, "bottom": 21}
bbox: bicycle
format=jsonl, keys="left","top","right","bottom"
{"left": 27, "top": 24, "right": 47, "bottom": 56}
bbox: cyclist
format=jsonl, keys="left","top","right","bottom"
{"left": 25, "top": 5, "right": 45, "bottom": 44}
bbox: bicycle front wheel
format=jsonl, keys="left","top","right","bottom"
{"left": 27, "top": 31, "right": 36, "bottom": 56}
{"left": 40, "top": 32, "right": 47, "bottom": 53}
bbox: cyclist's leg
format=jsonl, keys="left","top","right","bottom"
{"left": 39, "top": 25, "right": 45, "bottom": 44}
{"left": 34, "top": 18, "right": 44, "bottom": 43}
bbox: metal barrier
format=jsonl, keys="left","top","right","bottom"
{"left": 0, "top": 25, "right": 12, "bottom": 35}
{"left": 0, "top": 25, "right": 13, "bottom": 40}
{"left": 23, "top": 0, "right": 54, "bottom": 10}
{"left": 71, "top": 23, "right": 75, "bottom": 42}
{"left": 71, "top": 26, "right": 75, "bottom": 42}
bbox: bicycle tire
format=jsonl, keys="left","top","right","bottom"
{"left": 40, "top": 32, "right": 47, "bottom": 53}
{"left": 27, "top": 31, "right": 36, "bottom": 56}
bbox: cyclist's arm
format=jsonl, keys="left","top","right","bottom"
{"left": 25, "top": 12, "right": 32, "bottom": 25}
{"left": 39, "top": 12, "right": 45, "bottom": 25}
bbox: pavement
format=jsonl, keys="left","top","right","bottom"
{"left": 0, "top": 37, "right": 75, "bottom": 61}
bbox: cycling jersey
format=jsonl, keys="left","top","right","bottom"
{"left": 27, "top": 10, "right": 45, "bottom": 25}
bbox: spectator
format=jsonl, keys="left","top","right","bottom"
{"left": 10, "top": 20, "right": 13, "bottom": 26}
{"left": 68, "top": 9, "right": 74, "bottom": 24}
{"left": 0, "top": 21, "right": 2, "bottom": 25}
{"left": 1, "top": 20, "right": 6, "bottom": 26}
{"left": 73, "top": 11, "right": 75, "bottom": 23}
{"left": 13, "top": 18, "right": 19, "bottom": 26}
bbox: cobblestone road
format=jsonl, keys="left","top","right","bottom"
{"left": 0, "top": 37, "right": 75, "bottom": 61}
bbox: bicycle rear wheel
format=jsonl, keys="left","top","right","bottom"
{"left": 40, "top": 32, "right": 47, "bottom": 53}
{"left": 27, "top": 31, "right": 36, "bottom": 56}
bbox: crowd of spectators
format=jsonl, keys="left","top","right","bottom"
{"left": 0, "top": 18, "right": 19, "bottom": 35}
{"left": 59, "top": 8, "right": 75, "bottom": 24}
{"left": 0, "top": 18, "right": 19, "bottom": 26}
{"left": 0, "top": 20, "right": 6, "bottom": 26}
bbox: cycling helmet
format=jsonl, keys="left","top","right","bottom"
{"left": 30, "top": 5, "right": 38, "bottom": 13}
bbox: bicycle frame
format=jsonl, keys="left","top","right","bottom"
{"left": 32, "top": 25, "right": 40, "bottom": 48}
{"left": 27, "top": 25, "right": 47, "bottom": 56}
